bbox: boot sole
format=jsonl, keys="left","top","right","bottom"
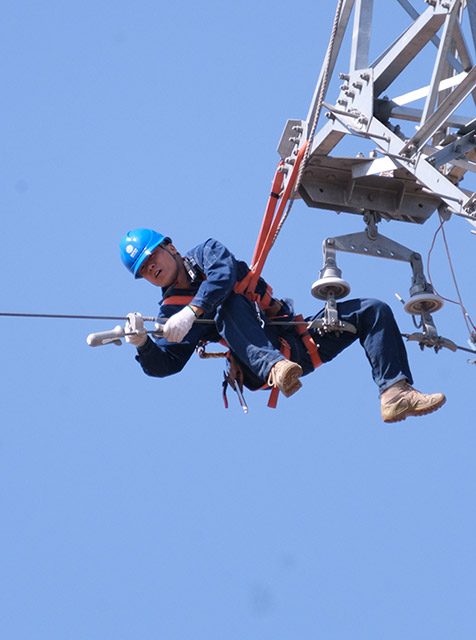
{"left": 281, "top": 378, "right": 303, "bottom": 398}
{"left": 382, "top": 396, "right": 446, "bottom": 423}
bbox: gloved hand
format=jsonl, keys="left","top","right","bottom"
{"left": 163, "top": 306, "right": 196, "bottom": 342}
{"left": 125, "top": 312, "right": 148, "bottom": 347}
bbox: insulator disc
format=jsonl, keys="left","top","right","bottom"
{"left": 311, "top": 277, "right": 351, "bottom": 300}
{"left": 403, "top": 293, "right": 444, "bottom": 315}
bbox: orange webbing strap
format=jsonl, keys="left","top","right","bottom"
{"left": 233, "top": 277, "right": 274, "bottom": 310}
{"left": 247, "top": 141, "right": 309, "bottom": 294}
{"left": 162, "top": 295, "right": 194, "bottom": 306}
{"left": 251, "top": 163, "right": 285, "bottom": 267}
{"left": 267, "top": 338, "right": 291, "bottom": 409}
{"left": 294, "top": 314, "right": 322, "bottom": 369}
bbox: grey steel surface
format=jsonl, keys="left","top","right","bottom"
{"left": 275, "top": 0, "right": 476, "bottom": 344}
{"left": 277, "top": 0, "right": 476, "bottom": 227}
{"left": 350, "top": 0, "right": 373, "bottom": 72}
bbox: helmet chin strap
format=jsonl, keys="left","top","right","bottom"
{"left": 161, "top": 245, "right": 181, "bottom": 286}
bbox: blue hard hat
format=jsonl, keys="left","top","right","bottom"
{"left": 120, "top": 228, "right": 168, "bottom": 278}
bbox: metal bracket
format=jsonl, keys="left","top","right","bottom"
{"left": 326, "top": 211, "right": 442, "bottom": 308}
{"left": 276, "top": 119, "right": 306, "bottom": 189}
{"left": 311, "top": 210, "right": 444, "bottom": 338}
{"left": 308, "top": 293, "right": 357, "bottom": 336}
{"left": 404, "top": 328, "right": 458, "bottom": 353}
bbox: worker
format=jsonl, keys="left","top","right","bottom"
{"left": 119, "top": 228, "right": 446, "bottom": 423}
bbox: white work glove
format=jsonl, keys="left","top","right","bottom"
{"left": 125, "top": 312, "right": 148, "bottom": 347}
{"left": 163, "top": 306, "right": 196, "bottom": 343}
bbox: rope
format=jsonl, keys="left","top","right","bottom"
{"left": 427, "top": 215, "right": 476, "bottom": 339}
{"left": 270, "top": 0, "right": 345, "bottom": 248}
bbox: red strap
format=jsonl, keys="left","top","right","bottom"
{"left": 248, "top": 141, "right": 309, "bottom": 293}
{"left": 162, "top": 295, "right": 194, "bottom": 305}
{"left": 267, "top": 338, "right": 291, "bottom": 409}
{"left": 233, "top": 274, "right": 275, "bottom": 311}
{"left": 233, "top": 272, "right": 253, "bottom": 296}
{"left": 222, "top": 383, "right": 229, "bottom": 409}
{"left": 294, "top": 314, "right": 322, "bottom": 369}
{"left": 234, "top": 151, "right": 309, "bottom": 312}
{"left": 251, "top": 164, "right": 285, "bottom": 267}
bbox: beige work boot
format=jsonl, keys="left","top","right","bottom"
{"left": 381, "top": 379, "right": 446, "bottom": 423}
{"left": 267, "top": 359, "right": 303, "bottom": 398}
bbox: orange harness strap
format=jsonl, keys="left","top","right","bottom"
{"left": 294, "top": 314, "right": 322, "bottom": 369}
{"left": 251, "top": 163, "right": 285, "bottom": 268}
{"left": 233, "top": 276, "right": 274, "bottom": 310}
{"left": 162, "top": 295, "right": 195, "bottom": 306}
{"left": 266, "top": 338, "right": 291, "bottom": 409}
{"left": 265, "top": 319, "right": 322, "bottom": 408}
{"left": 247, "top": 142, "right": 308, "bottom": 295}
{"left": 163, "top": 286, "right": 275, "bottom": 312}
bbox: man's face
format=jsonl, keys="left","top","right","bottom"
{"left": 138, "top": 244, "right": 178, "bottom": 287}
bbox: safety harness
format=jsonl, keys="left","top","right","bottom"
{"left": 162, "top": 161, "right": 322, "bottom": 407}
{"left": 162, "top": 287, "right": 321, "bottom": 408}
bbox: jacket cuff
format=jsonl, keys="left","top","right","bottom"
{"left": 137, "top": 336, "right": 155, "bottom": 353}
{"left": 190, "top": 296, "right": 213, "bottom": 315}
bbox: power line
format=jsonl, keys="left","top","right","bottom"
{"left": 0, "top": 311, "right": 307, "bottom": 326}
{"left": 0, "top": 312, "right": 128, "bottom": 321}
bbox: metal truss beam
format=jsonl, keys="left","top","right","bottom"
{"left": 277, "top": 0, "right": 476, "bottom": 231}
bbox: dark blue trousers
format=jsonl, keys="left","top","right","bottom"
{"left": 214, "top": 294, "right": 413, "bottom": 394}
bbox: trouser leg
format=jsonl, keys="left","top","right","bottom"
{"left": 214, "top": 293, "right": 284, "bottom": 382}
{"left": 310, "top": 298, "right": 413, "bottom": 394}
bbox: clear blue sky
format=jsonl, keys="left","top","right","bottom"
{"left": 2, "top": 2, "right": 475, "bottom": 639}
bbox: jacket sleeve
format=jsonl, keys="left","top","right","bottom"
{"left": 135, "top": 322, "right": 204, "bottom": 377}
{"left": 188, "top": 239, "right": 239, "bottom": 314}
{"left": 134, "top": 238, "right": 238, "bottom": 377}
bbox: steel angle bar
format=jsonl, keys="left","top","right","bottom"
{"left": 418, "top": 186, "right": 465, "bottom": 202}
{"left": 351, "top": 156, "right": 400, "bottom": 178}
{"left": 406, "top": 158, "right": 466, "bottom": 212}
{"left": 452, "top": 19, "right": 474, "bottom": 72}
{"left": 397, "top": 0, "right": 464, "bottom": 72}
{"left": 306, "top": 0, "right": 355, "bottom": 129}
{"left": 420, "top": 1, "right": 463, "bottom": 126}
{"left": 426, "top": 129, "right": 476, "bottom": 167}
{"left": 393, "top": 72, "right": 469, "bottom": 106}
{"left": 451, "top": 157, "right": 476, "bottom": 172}
{"left": 350, "top": 0, "right": 373, "bottom": 72}
{"left": 308, "top": 118, "right": 347, "bottom": 156}
{"left": 389, "top": 105, "right": 471, "bottom": 129}
{"left": 457, "top": 1, "right": 476, "bottom": 104}
{"left": 467, "top": 0, "right": 476, "bottom": 51}
{"left": 458, "top": 115, "right": 476, "bottom": 134}
{"left": 368, "top": 116, "right": 470, "bottom": 213}
{"left": 402, "top": 64, "right": 476, "bottom": 153}
{"left": 372, "top": 8, "right": 446, "bottom": 96}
